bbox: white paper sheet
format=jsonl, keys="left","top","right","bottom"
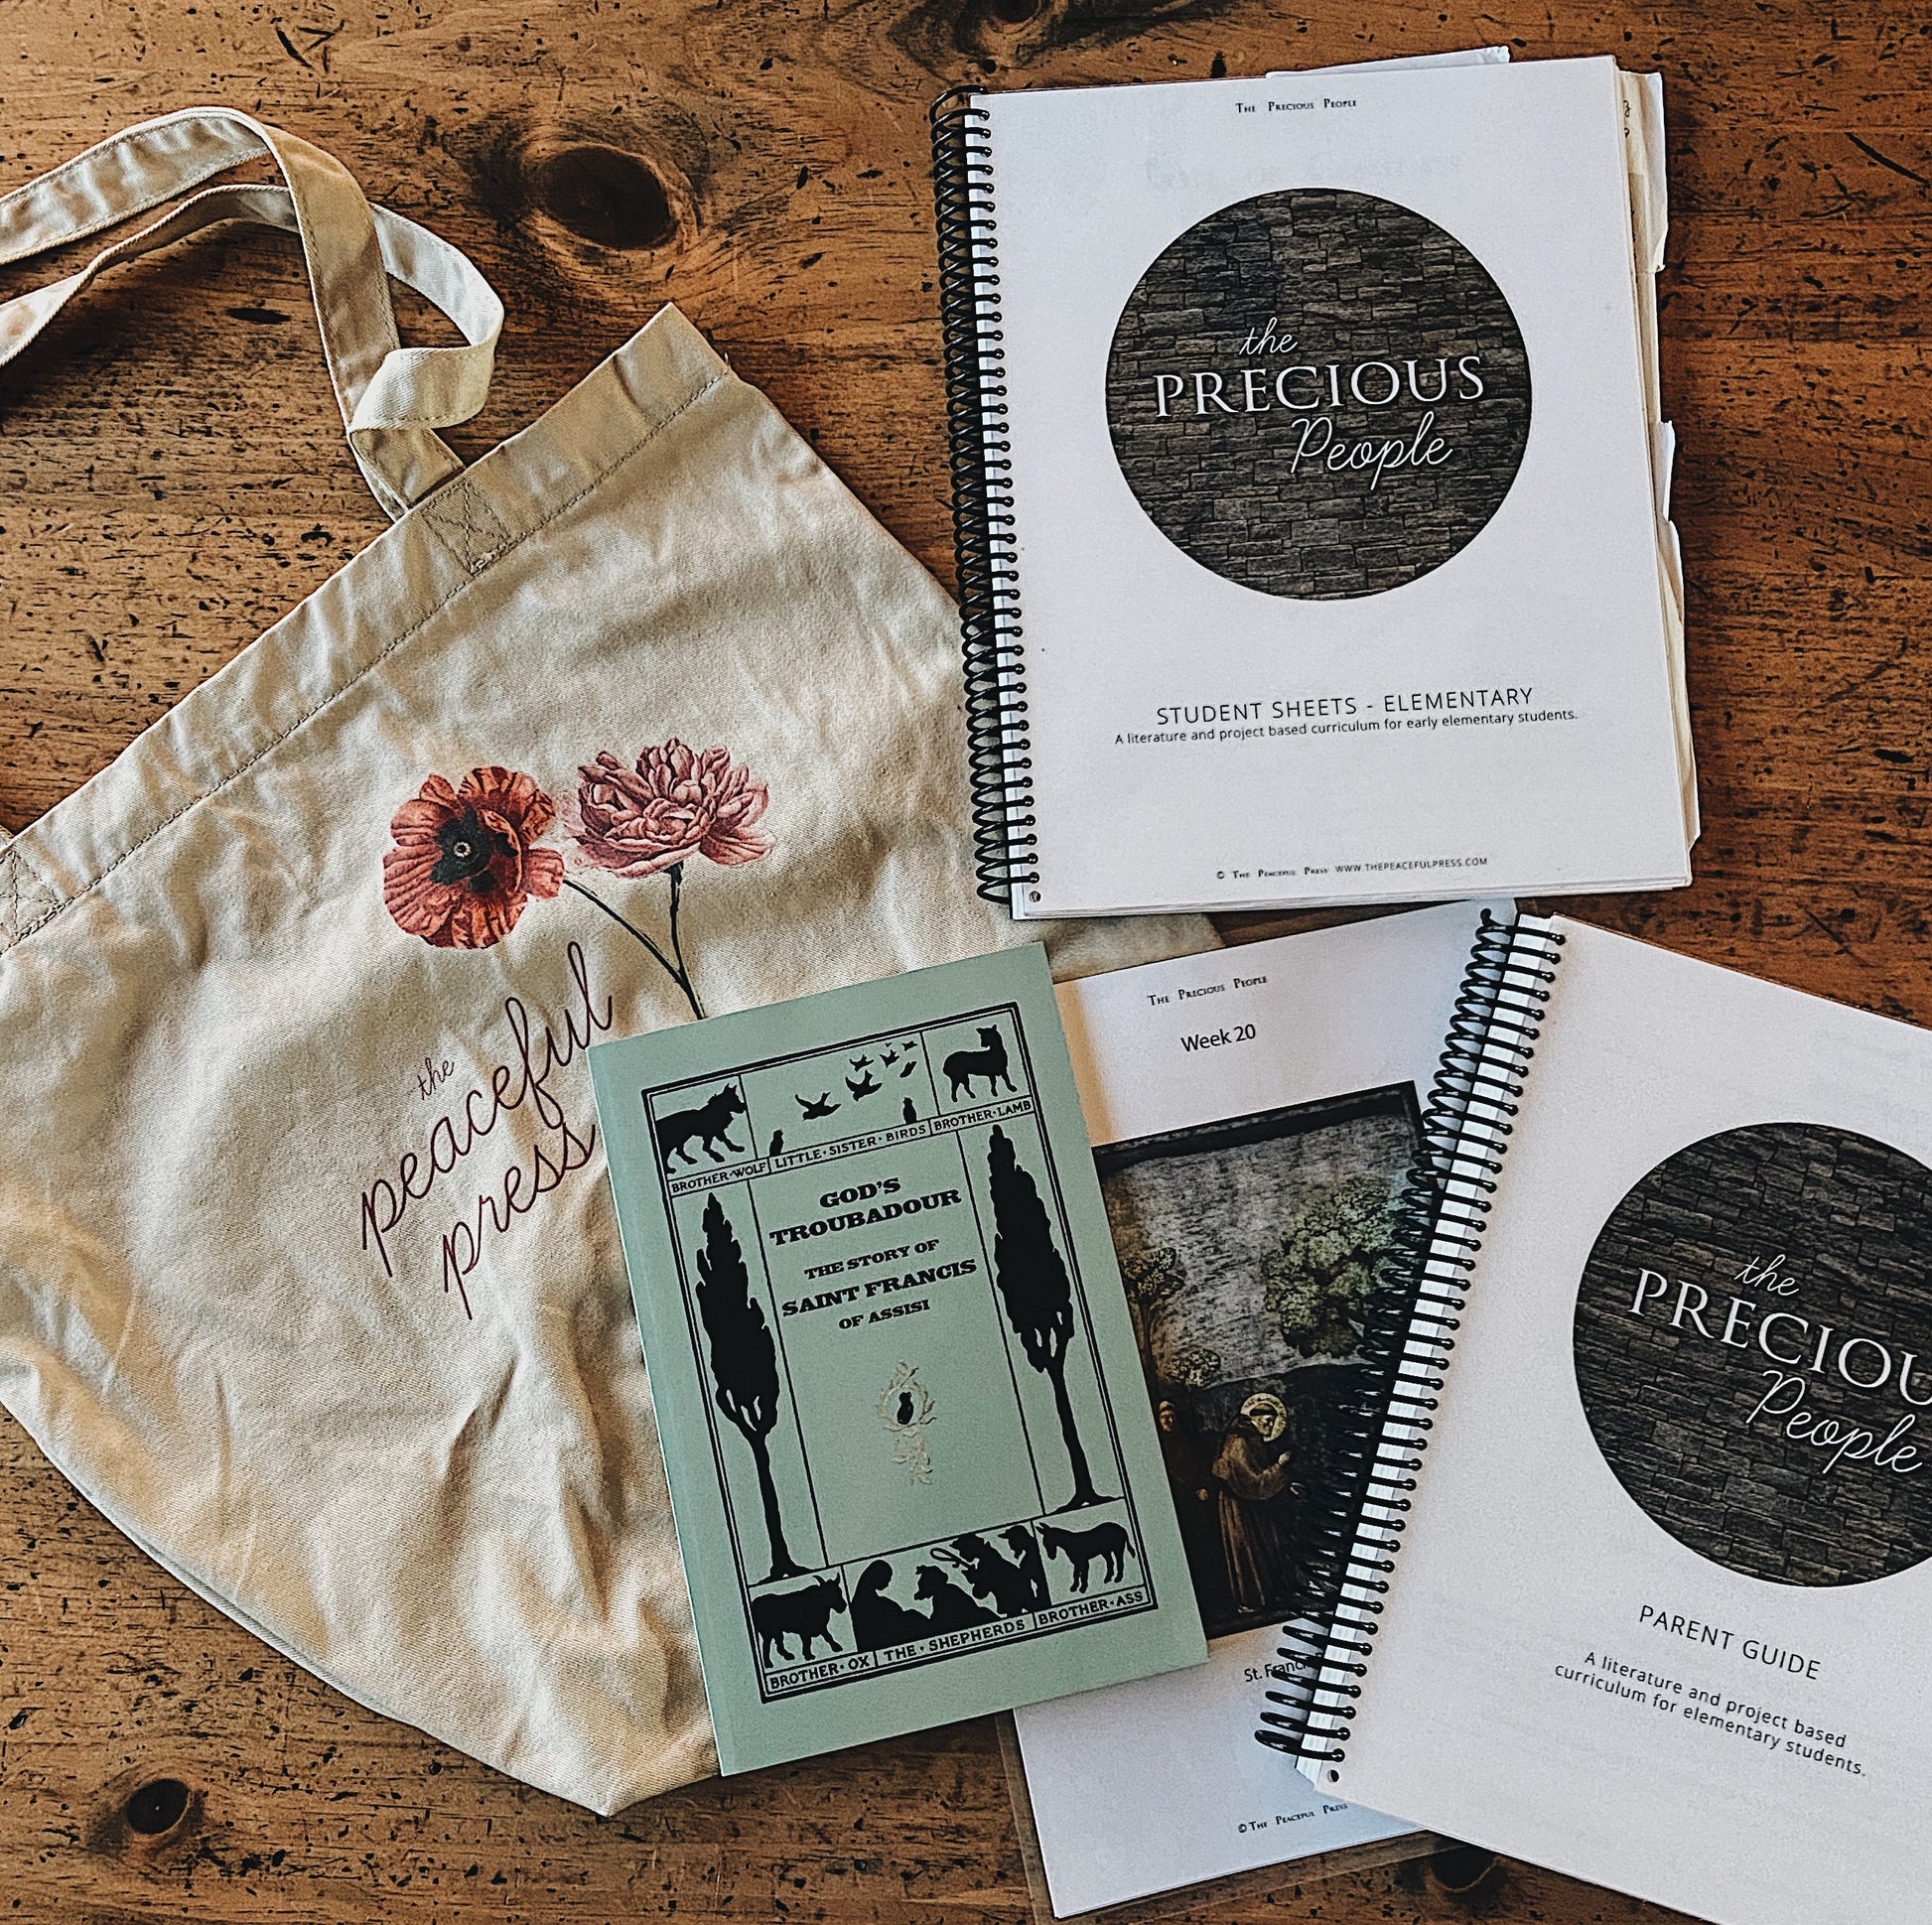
{"left": 1012, "top": 900, "right": 1498, "bottom": 1917}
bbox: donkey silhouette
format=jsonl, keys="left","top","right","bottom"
{"left": 1038, "top": 1520, "right": 1137, "bottom": 1594}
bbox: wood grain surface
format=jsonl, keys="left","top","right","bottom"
{"left": 1, "top": 0, "right": 1926, "bottom": 1919}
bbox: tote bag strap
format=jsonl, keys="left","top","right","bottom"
{"left": 0, "top": 107, "right": 502, "bottom": 520}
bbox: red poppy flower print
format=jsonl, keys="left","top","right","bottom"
{"left": 382, "top": 766, "right": 565, "bottom": 949}
{"left": 570, "top": 741, "right": 772, "bottom": 880}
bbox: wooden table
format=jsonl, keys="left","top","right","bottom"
{"left": 0, "top": 1, "right": 1923, "bottom": 1918}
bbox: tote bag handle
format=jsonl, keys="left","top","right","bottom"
{"left": 0, "top": 107, "right": 502, "bottom": 520}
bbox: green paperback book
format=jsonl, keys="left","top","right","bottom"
{"left": 590, "top": 943, "right": 1206, "bottom": 1773}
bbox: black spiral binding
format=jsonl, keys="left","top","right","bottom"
{"left": 1255, "top": 911, "right": 1568, "bottom": 1769}
{"left": 930, "top": 88, "right": 1036, "bottom": 904}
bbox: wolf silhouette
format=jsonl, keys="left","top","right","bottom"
{"left": 655, "top": 1084, "right": 747, "bottom": 1168}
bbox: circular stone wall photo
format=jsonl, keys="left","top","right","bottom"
{"left": 1573, "top": 1122, "right": 1932, "bottom": 1587}
{"left": 1105, "top": 188, "right": 1532, "bottom": 600}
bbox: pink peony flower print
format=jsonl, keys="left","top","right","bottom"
{"left": 382, "top": 766, "right": 565, "bottom": 950}
{"left": 569, "top": 741, "right": 772, "bottom": 880}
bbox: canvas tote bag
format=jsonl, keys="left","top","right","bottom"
{"left": 0, "top": 110, "right": 1211, "bottom": 1812}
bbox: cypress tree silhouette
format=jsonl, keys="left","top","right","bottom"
{"left": 695, "top": 1194, "right": 805, "bottom": 1581}
{"left": 987, "top": 1127, "right": 1109, "bottom": 1510}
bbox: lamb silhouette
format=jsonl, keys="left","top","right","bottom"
{"left": 943, "top": 1028, "right": 1015, "bottom": 1100}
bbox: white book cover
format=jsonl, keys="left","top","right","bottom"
{"left": 1303, "top": 918, "right": 1932, "bottom": 1925}
{"left": 1010, "top": 901, "right": 1498, "bottom": 1917}
{"left": 949, "top": 58, "right": 1692, "bottom": 916}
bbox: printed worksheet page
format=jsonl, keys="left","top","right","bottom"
{"left": 1012, "top": 902, "right": 1496, "bottom": 1914}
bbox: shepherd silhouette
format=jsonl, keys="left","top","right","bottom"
{"left": 999, "top": 1525, "right": 1051, "bottom": 1608}
{"left": 850, "top": 1560, "right": 929, "bottom": 1653}
{"left": 694, "top": 1195, "right": 804, "bottom": 1581}
{"left": 912, "top": 1562, "right": 999, "bottom": 1633}
{"left": 987, "top": 1126, "right": 1108, "bottom": 1510}
{"left": 937, "top": 1531, "right": 1046, "bottom": 1616}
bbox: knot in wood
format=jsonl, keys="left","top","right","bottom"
{"left": 533, "top": 144, "right": 678, "bottom": 250}
{"left": 124, "top": 1777, "right": 193, "bottom": 1837}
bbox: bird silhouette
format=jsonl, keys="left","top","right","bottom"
{"left": 767, "top": 1130, "right": 784, "bottom": 1159}
{"left": 901, "top": 1097, "right": 917, "bottom": 1125}
{"left": 899, "top": 1061, "right": 917, "bottom": 1078}
{"left": 850, "top": 1055, "right": 873, "bottom": 1070}
{"left": 896, "top": 1391, "right": 915, "bottom": 1427}
{"left": 882, "top": 1049, "right": 899, "bottom": 1067}
{"left": 797, "top": 1092, "right": 838, "bottom": 1120}
{"left": 846, "top": 1071, "right": 881, "bottom": 1100}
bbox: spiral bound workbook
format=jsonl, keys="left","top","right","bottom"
{"left": 931, "top": 56, "right": 1694, "bottom": 917}
{"left": 1256, "top": 912, "right": 1932, "bottom": 1925}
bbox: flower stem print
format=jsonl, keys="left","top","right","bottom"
{"left": 557, "top": 876, "right": 691, "bottom": 1004}
{"left": 666, "top": 860, "right": 696, "bottom": 997}
{"left": 564, "top": 740, "right": 772, "bottom": 1021}
{"left": 380, "top": 744, "right": 769, "bottom": 1022}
